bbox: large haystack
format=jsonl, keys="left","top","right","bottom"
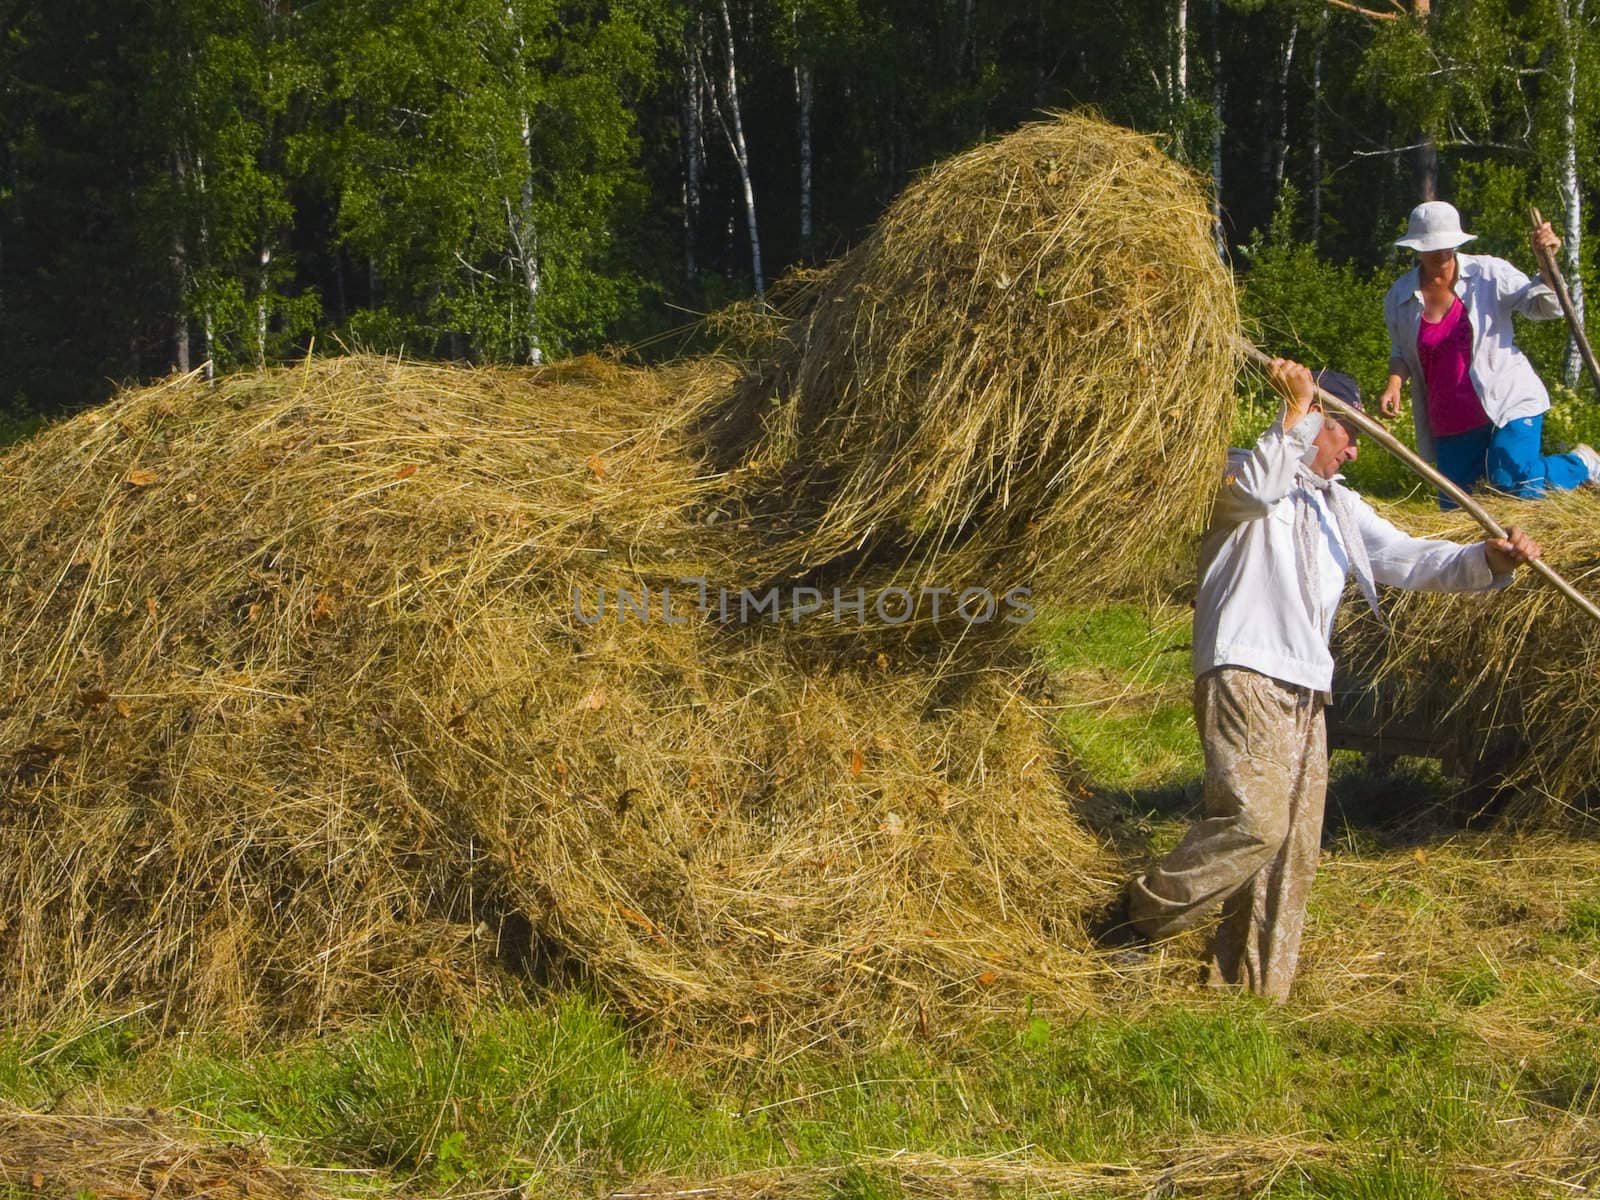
{"left": 0, "top": 356, "right": 1109, "bottom": 1048}
{"left": 0, "top": 114, "right": 1246, "bottom": 1045}
{"left": 693, "top": 111, "right": 1239, "bottom": 613}
{"left": 1334, "top": 490, "right": 1600, "bottom": 819}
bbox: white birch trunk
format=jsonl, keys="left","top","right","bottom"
{"left": 711, "top": 0, "right": 764, "bottom": 297}
{"left": 1176, "top": 0, "right": 1187, "bottom": 94}
{"left": 1559, "top": 0, "right": 1585, "bottom": 387}
{"left": 517, "top": 107, "right": 542, "bottom": 365}
{"left": 1310, "top": 14, "right": 1324, "bottom": 246}
{"left": 171, "top": 149, "right": 190, "bottom": 374}
{"left": 256, "top": 242, "right": 271, "bottom": 368}
{"left": 1271, "top": 21, "right": 1297, "bottom": 193}
{"left": 1171, "top": 0, "right": 1188, "bottom": 155}
{"left": 797, "top": 59, "right": 813, "bottom": 251}
{"left": 682, "top": 40, "right": 704, "bottom": 279}
{"left": 1210, "top": 0, "right": 1225, "bottom": 257}
{"left": 505, "top": 1, "right": 542, "bottom": 364}
{"left": 196, "top": 151, "right": 213, "bottom": 381}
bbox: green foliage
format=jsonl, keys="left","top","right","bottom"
{"left": 3, "top": 0, "right": 1600, "bottom": 482}
{"left": 1360, "top": 0, "right": 1537, "bottom": 151}
{"left": 1543, "top": 382, "right": 1600, "bottom": 449}
{"left": 0, "top": 408, "right": 44, "bottom": 448}
{"left": 305, "top": 0, "right": 656, "bottom": 362}
{"left": 1238, "top": 187, "right": 1392, "bottom": 393}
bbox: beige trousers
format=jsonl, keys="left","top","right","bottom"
{"left": 1127, "top": 666, "right": 1328, "bottom": 1001}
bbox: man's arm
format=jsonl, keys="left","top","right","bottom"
{"left": 1214, "top": 358, "right": 1321, "bottom": 524}
{"left": 1354, "top": 494, "right": 1540, "bottom": 591}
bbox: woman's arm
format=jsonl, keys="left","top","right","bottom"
{"left": 1380, "top": 357, "right": 1410, "bottom": 418}
{"left": 1531, "top": 220, "right": 1561, "bottom": 292}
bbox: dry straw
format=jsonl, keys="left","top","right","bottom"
{"left": 0, "top": 113, "right": 1244, "bottom": 1049}
{"left": 690, "top": 111, "right": 1239, "bottom": 617}
{"left": 0, "top": 354, "right": 1109, "bottom": 1050}
{"left": 1334, "top": 490, "right": 1600, "bottom": 821}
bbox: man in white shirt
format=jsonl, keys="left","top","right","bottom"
{"left": 1106, "top": 357, "right": 1540, "bottom": 1001}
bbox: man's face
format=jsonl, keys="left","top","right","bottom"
{"left": 1309, "top": 413, "right": 1358, "bottom": 479}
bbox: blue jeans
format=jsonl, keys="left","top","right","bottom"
{"left": 1433, "top": 415, "right": 1589, "bottom": 509}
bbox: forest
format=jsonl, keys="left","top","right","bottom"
{"left": 1, "top": 0, "right": 1595, "bottom": 419}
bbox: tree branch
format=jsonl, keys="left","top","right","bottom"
{"left": 1325, "top": 0, "right": 1400, "bottom": 20}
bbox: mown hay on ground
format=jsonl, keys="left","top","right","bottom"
{"left": 0, "top": 355, "right": 1110, "bottom": 1050}
{"left": 1333, "top": 490, "right": 1600, "bottom": 820}
{"left": 691, "top": 111, "right": 1240, "bottom": 616}
{"left": 0, "top": 1107, "right": 327, "bottom": 1200}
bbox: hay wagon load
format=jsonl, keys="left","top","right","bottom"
{"left": 1332, "top": 490, "right": 1600, "bottom": 819}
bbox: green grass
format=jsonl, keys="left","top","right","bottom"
{"left": 1565, "top": 895, "right": 1600, "bottom": 941}
{"left": 1034, "top": 603, "right": 1201, "bottom": 793}
{"left": 0, "top": 984, "right": 1584, "bottom": 1196}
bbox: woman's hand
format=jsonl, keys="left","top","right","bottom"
{"left": 1379, "top": 380, "right": 1404, "bottom": 419}
{"left": 1531, "top": 220, "right": 1561, "bottom": 261}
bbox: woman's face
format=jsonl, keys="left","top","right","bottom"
{"left": 1419, "top": 248, "right": 1456, "bottom": 275}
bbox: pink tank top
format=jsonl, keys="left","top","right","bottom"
{"left": 1417, "top": 295, "right": 1490, "bottom": 437}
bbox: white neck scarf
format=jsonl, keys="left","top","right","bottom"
{"left": 1294, "top": 465, "right": 1381, "bottom": 632}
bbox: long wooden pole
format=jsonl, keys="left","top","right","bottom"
{"left": 1239, "top": 340, "right": 1600, "bottom": 625}
{"left": 1528, "top": 205, "right": 1600, "bottom": 398}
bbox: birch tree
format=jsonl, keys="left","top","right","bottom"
{"left": 681, "top": 26, "right": 706, "bottom": 278}
{"left": 699, "top": 0, "right": 765, "bottom": 296}
{"left": 1211, "top": 0, "right": 1226, "bottom": 255}
{"left": 1552, "top": 0, "right": 1590, "bottom": 386}
{"left": 311, "top": 0, "right": 654, "bottom": 361}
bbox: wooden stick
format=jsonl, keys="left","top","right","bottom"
{"left": 1528, "top": 205, "right": 1600, "bottom": 398}
{"left": 1239, "top": 340, "right": 1600, "bottom": 625}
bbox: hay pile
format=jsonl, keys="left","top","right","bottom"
{"left": 694, "top": 112, "right": 1238, "bottom": 612}
{"left": 0, "top": 113, "right": 1245, "bottom": 1047}
{"left": 1334, "top": 490, "right": 1600, "bottom": 818}
{"left": 0, "top": 355, "right": 1108, "bottom": 1047}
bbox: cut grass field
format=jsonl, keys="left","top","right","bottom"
{"left": 2, "top": 601, "right": 1597, "bottom": 1200}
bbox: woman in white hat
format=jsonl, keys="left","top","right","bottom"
{"left": 1379, "top": 200, "right": 1599, "bottom": 505}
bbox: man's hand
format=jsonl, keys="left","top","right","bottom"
{"left": 1267, "top": 356, "right": 1318, "bottom": 429}
{"left": 1483, "top": 526, "right": 1541, "bottom": 576}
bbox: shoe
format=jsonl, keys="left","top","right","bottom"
{"left": 1086, "top": 890, "right": 1150, "bottom": 952}
{"left": 1573, "top": 443, "right": 1600, "bottom": 485}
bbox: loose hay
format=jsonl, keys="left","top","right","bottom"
{"left": 607, "top": 1139, "right": 1600, "bottom": 1200}
{"left": 0, "top": 355, "right": 1109, "bottom": 1048}
{"left": 0, "top": 1107, "right": 328, "bottom": 1200}
{"left": 691, "top": 111, "right": 1240, "bottom": 615}
{"left": 1334, "top": 490, "right": 1600, "bottom": 821}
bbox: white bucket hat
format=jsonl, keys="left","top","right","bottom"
{"left": 1395, "top": 201, "right": 1477, "bottom": 252}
